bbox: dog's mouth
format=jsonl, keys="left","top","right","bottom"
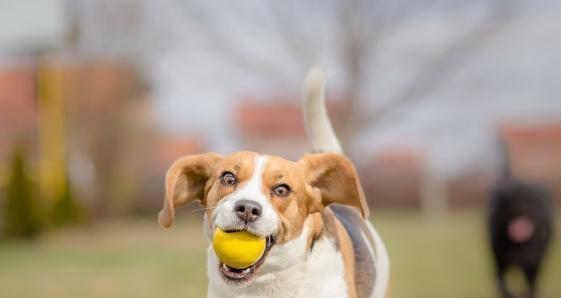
{"left": 219, "top": 233, "right": 275, "bottom": 286}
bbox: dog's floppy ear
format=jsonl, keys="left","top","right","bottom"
{"left": 159, "top": 153, "right": 222, "bottom": 228}
{"left": 298, "top": 153, "right": 369, "bottom": 219}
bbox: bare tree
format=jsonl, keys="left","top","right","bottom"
{"left": 67, "top": 0, "right": 520, "bottom": 217}
{"left": 173, "top": 0, "right": 517, "bottom": 217}
{"left": 178, "top": 0, "right": 516, "bottom": 154}
{"left": 71, "top": 0, "right": 517, "bottom": 154}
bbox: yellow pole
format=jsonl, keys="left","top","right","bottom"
{"left": 37, "top": 58, "right": 66, "bottom": 202}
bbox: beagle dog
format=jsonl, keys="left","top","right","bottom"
{"left": 159, "top": 68, "right": 390, "bottom": 298}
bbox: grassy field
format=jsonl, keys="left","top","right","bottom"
{"left": 0, "top": 210, "right": 559, "bottom": 298}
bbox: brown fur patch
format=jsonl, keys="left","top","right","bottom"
{"left": 261, "top": 155, "right": 312, "bottom": 243}
{"left": 305, "top": 212, "right": 324, "bottom": 251}
{"left": 320, "top": 207, "right": 340, "bottom": 250}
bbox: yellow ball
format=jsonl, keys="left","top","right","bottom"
{"left": 212, "top": 229, "right": 266, "bottom": 269}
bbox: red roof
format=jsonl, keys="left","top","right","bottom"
{"left": 500, "top": 121, "right": 561, "bottom": 157}
{"left": 236, "top": 97, "right": 346, "bottom": 139}
{"left": 60, "top": 64, "right": 144, "bottom": 110}
{"left": 500, "top": 122, "right": 561, "bottom": 144}
{"left": 362, "top": 148, "right": 423, "bottom": 207}
{"left": 499, "top": 121, "right": 561, "bottom": 201}
{"left": 157, "top": 136, "right": 206, "bottom": 167}
{"left": 371, "top": 149, "right": 421, "bottom": 167}
{"left": 0, "top": 66, "right": 37, "bottom": 136}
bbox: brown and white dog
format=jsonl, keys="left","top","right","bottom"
{"left": 159, "top": 68, "right": 390, "bottom": 298}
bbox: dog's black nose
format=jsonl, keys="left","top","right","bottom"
{"left": 234, "top": 200, "right": 262, "bottom": 223}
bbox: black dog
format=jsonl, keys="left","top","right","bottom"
{"left": 488, "top": 166, "right": 554, "bottom": 298}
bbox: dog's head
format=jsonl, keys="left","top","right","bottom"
{"left": 159, "top": 151, "right": 368, "bottom": 286}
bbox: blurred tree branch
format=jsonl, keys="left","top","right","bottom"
{"left": 72, "top": 0, "right": 517, "bottom": 152}
{"left": 177, "top": 0, "right": 516, "bottom": 152}
{"left": 357, "top": 0, "right": 515, "bottom": 130}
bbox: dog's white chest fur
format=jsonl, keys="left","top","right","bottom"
{"left": 206, "top": 225, "right": 349, "bottom": 298}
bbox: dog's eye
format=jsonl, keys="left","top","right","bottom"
{"left": 220, "top": 172, "right": 238, "bottom": 187}
{"left": 272, "top": 184, "right": 291, "bottom": 197}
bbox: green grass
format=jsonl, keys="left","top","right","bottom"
{"left": 0, "top": 210, "right": 559, "bottom": 298}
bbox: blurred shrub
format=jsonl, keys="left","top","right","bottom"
{"left": 2, "top": 147, "right": 42, "bottom": 239}
{"left": 51, "top": 174, "right": 81, "bottom": 226}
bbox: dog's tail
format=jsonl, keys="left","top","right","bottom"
{"left": 302, "top": 67, "right": 343, "bottom": 154}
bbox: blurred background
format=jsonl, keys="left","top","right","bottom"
{"left": 0, "top": 0, "right": 560, "bottom": 297}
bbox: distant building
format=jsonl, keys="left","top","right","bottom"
{"left": 446, "top": 170, "right": 491, "bottom": 207}
{"left": 361, "top": 149, "right": 423, "bottom": 207}
{"left": 156, "top": 136, "right": 206, "bottom": 171}
{"left": 0, "top": 66, "right": 36, "bottom": 137}
{"left": 362, "top": 147, "right": 493, "bottom": 209}
{"left": 0, "top": 65, "right": 37, "bottom": 183}
{"left": 361, "top": 122, "right": 561, "bottom": 207}
{"left": 500, "top": 122, "right": 561, "bottom": 202}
